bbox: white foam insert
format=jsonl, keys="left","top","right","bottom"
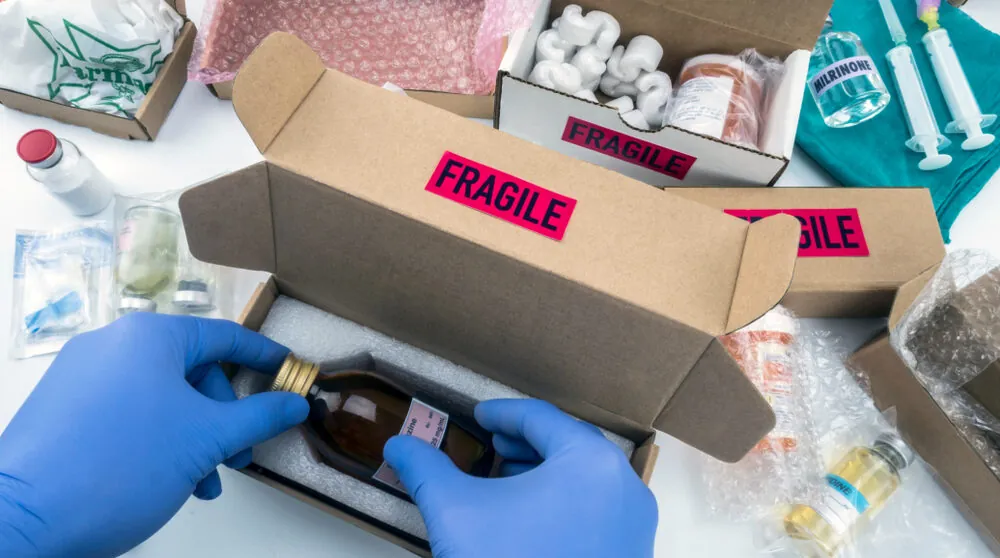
{"left": 232, "top": 295, "right": 637, "bottom": 540}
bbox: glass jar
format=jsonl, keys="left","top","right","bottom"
{"left": 115, "top": 206, "right": 181, "bottom": 298}
{"left": 808, "top": 16, "right": 891, "bottom": 128}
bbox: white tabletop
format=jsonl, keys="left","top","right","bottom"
{"left": 3, "top": 2, "right": 1000, "bottom": 556}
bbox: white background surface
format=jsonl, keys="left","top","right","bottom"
{"left": 3, "top": 2, "right": 1000, "bottom": 556}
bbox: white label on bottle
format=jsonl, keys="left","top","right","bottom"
{"left": 667, "top": 76, "right": 734, "bottom": 139}
{"left": 372, "top": 398, "right": 450, "bottom": 492}
{"left": 807, "top": 474, "right": 870, "bottom": 535}
{"left": 810, "top": 56, "right": 877, "bottom": 98}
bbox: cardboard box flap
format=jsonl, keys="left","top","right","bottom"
{"left": 166, "top": 0, "right": 186, "bottom": 17}
{"left": 551, "top": 0, "right": 832, "bottom": 57}
{"left": 889, "top": 265, "right": 940, "bottom": 329}
{"left": 655, "top": 340, "right": 777, "bottom": 462}
{"left": 179, "top": 162, "right": 276, "bottom": 273}
{"left": 233, "top": 33, "right": 326, "bottom": 154}
{"left": 231, "top": 33, "right": 799, "bottom": 338}
{"left": 725, "top": 213, "right": 799, "bottom": 332}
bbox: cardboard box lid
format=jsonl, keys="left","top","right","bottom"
{"left": 181, "top": 33, "right": 802, "bottom": 461}
{"left": 666, "top": 188, "right": 946, "bottom": 293}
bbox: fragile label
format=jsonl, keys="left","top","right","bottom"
{"left": 372, "top": 398, "right": 449, "bottom": 493}
{"left": 724, "top": 208, "right": 870, "bottom": 257}
{"left": 810, "top": 56, "right": 878, "bottom": 98}
{"left": 426, "top": 152, "right": 577, "bottom": 241}
{"left": 561, "top": 117, "right": 696, "bottom": 180}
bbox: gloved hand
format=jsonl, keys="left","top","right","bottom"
{"left": 0, "top": 313, "right": 308, "bottom": 558}
{"left": 384, "top": 399, "right": 659, "bottom": 558}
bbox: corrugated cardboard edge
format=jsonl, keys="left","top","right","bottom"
{"left": 135, "top": 21, "right": 196, "bottom": 139}
{"left": 233, "top": 33, "right": 326, "bottom": 153}
{"left": 178, "top": 161, "right": 276, "bottom": 273}
{"left": 725, "top": 213, "right": 800, "bottom": 332}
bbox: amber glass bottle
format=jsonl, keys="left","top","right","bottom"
{"left": 271, "top": 354, "right": 495, "bottom": 498}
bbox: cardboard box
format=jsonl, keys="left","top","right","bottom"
{"left": 850, "top": 270, "right": 1000, "bottom": 552}
{"left": 0, "top": 0, "right": 194, "bottom": 140}
{"left": 495, "top": 0, "right": 833, "bottom": 187}
{"left": 178, "top": 33, "right": 803, "bottom": 552}
{"left": 666, "top": 187, "right": 946, "bottom": 318}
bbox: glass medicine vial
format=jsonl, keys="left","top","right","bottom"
{"left": 808, "top": 16, "right": 891, "bottom": 128}
{"left": 784, "top": 433, "right": 913, "bottom": 556}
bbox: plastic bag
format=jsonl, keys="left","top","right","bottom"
{"left": 10, "top": 224, "right": 115, "bottom": 359}
{"left": 665, "top": 49, "right": 785, "bottom": 150}
{"left": 114, "top": 191, "right": 234, "bottom": 319}
{"left": 188, "top": 0, "right": 537, "bottom": 95}
{"left": 0, "top": 0, "right": 183, "bottom": 116}
{"left": 891, "top": 249, "right": 1000, "bottom": 478}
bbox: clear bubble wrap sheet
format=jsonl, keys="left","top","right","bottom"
{"left": 891, "top": 250, "right": 1000, "bottom": 479}
{"left": 189, "top": 0, "right": 539, "bottom": 95}
{"left": 702, "top": 307, "right": 986, "bottom": 557}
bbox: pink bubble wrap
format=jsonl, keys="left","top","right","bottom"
{"left": 189, "top": 0, "right": 538, "bottom": 95}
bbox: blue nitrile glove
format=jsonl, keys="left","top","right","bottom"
{"left": 383, "top": 399, "right": 659, "bottom": 558}
{"left": 0, "top": 313, "right": 309, "bottom": 558}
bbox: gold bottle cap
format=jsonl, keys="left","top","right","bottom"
{"left": 270, "top": 354, "right": 320, "bottom": 397}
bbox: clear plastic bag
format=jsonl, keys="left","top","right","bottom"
{"left": 9, "top": 224, "right": 115, "bottom": 359}
{"left": 664, "top": 48, "right": 785, "bottom": 150}
{"left": 188, "top": 0, "right": 537, "bottom": 95}
{"left": 114, "top": 191, "right": 233, "bottom": 319}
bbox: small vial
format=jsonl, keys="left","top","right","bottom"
{"left": 116, "top": 206, "right": 181, "bottom": 298}
{"left": 784, "top": 433, "right": 913, "bottom": 556}
{"left": 808, "top": 16, "right": 891, "bottom": 128}
{"left": 16, "top": 129, "right": 114, "bottom": 216}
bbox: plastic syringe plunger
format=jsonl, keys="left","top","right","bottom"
{"left": 886, "top": 44, "right": 952, "bottom": 171}
{"left": 922, "top": 28, "right": 996, "bottom": 150}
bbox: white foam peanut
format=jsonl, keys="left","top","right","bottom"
{"left": 557, "top": 5, "right": 599, "bottom": 46}
{"left": 571, "top": 45, "right": 608, "bottom": 91}
{"left": 535, "top": 28, "right": 577, "bottom": 63}
{"left": 574, "top": 89, "right": 599, "bottom": 102}
{"left": 529, "top": 60, "right": 584, "bottom": 94}
{"left": 600, "top": 73, "right": 639, "bottom": 98}
{"left": 619, "top": 35, "right": 664, "bottom": 82}
{"left": 606, "top": 95, "right": 635, "bottom": 114}
{"left": 586, "top": 11, "right": 621, "bottom": 57}
{"left": 636, "top": 70, "right": 673, "bottom": 127}
{"left": 621, "top": 109, "right": 651, "bottom": 130}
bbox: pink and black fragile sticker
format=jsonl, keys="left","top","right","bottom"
{"left": 426, "top": 151, "right": 577, "bottom": 241}
{"left": 725, "top": 208, "right": 870, "bottom": 257}
{"left": 561, "top": 117, "right": 696, "bottom": 180}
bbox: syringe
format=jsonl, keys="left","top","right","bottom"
{"left": 878, "top": 0, "right": 952, "bottom": 170}
{"left": 918, "top": 1, "right": 996, "bottom": 150}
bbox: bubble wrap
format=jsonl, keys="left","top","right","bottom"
{"left": 704, "top": 307, "right": 821, "bottom": 521}
{"left": 705, "top": 312, "right": 985, "bottom": 557}
{"left": 891, "top": 250, "right": 1000, "bottom": 479}
{"left": 189, "top": 0, "right": 539, "bottom": 95}
{"left": 231, "top": 295, "right": 636, "bottom": 540}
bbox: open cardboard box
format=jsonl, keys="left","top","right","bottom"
{"left": 495, "top": 0, "right": 833, "bottom": 187}
{"left": 0, "top": 0, "right": 194, "bottom": 140}
{"left": 666, "top": 187, "right": 946, "bottom": 318}
{"left": 850, "top": 269, "right": 1000, "bottom": 552}
{"left": 178, "top": 33, "right": 802, "bottom": 552}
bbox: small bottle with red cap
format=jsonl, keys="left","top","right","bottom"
{"left": 16, "top": 129, "right": 114, "bottom": 216}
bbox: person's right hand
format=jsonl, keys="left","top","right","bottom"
{"left": 383, "top": 399, "right": 658, "bottom": 558}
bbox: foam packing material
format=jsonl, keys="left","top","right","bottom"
{"left": 232, "top": 296, "right": 636, "bottom": 540}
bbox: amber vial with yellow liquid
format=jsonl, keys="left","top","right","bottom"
{"left": 784, "top": 433, "right": 913, "bottom": 556}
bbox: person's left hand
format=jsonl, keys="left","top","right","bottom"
{"left": 0, "top": 313, "right": 309, "bottom": 558}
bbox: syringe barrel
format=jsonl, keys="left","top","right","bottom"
{"left": 922, "top": 28, "right": 983, "bottom": 125}
{"left": 886, "top": 44, "right": 942, "bottom": 144}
